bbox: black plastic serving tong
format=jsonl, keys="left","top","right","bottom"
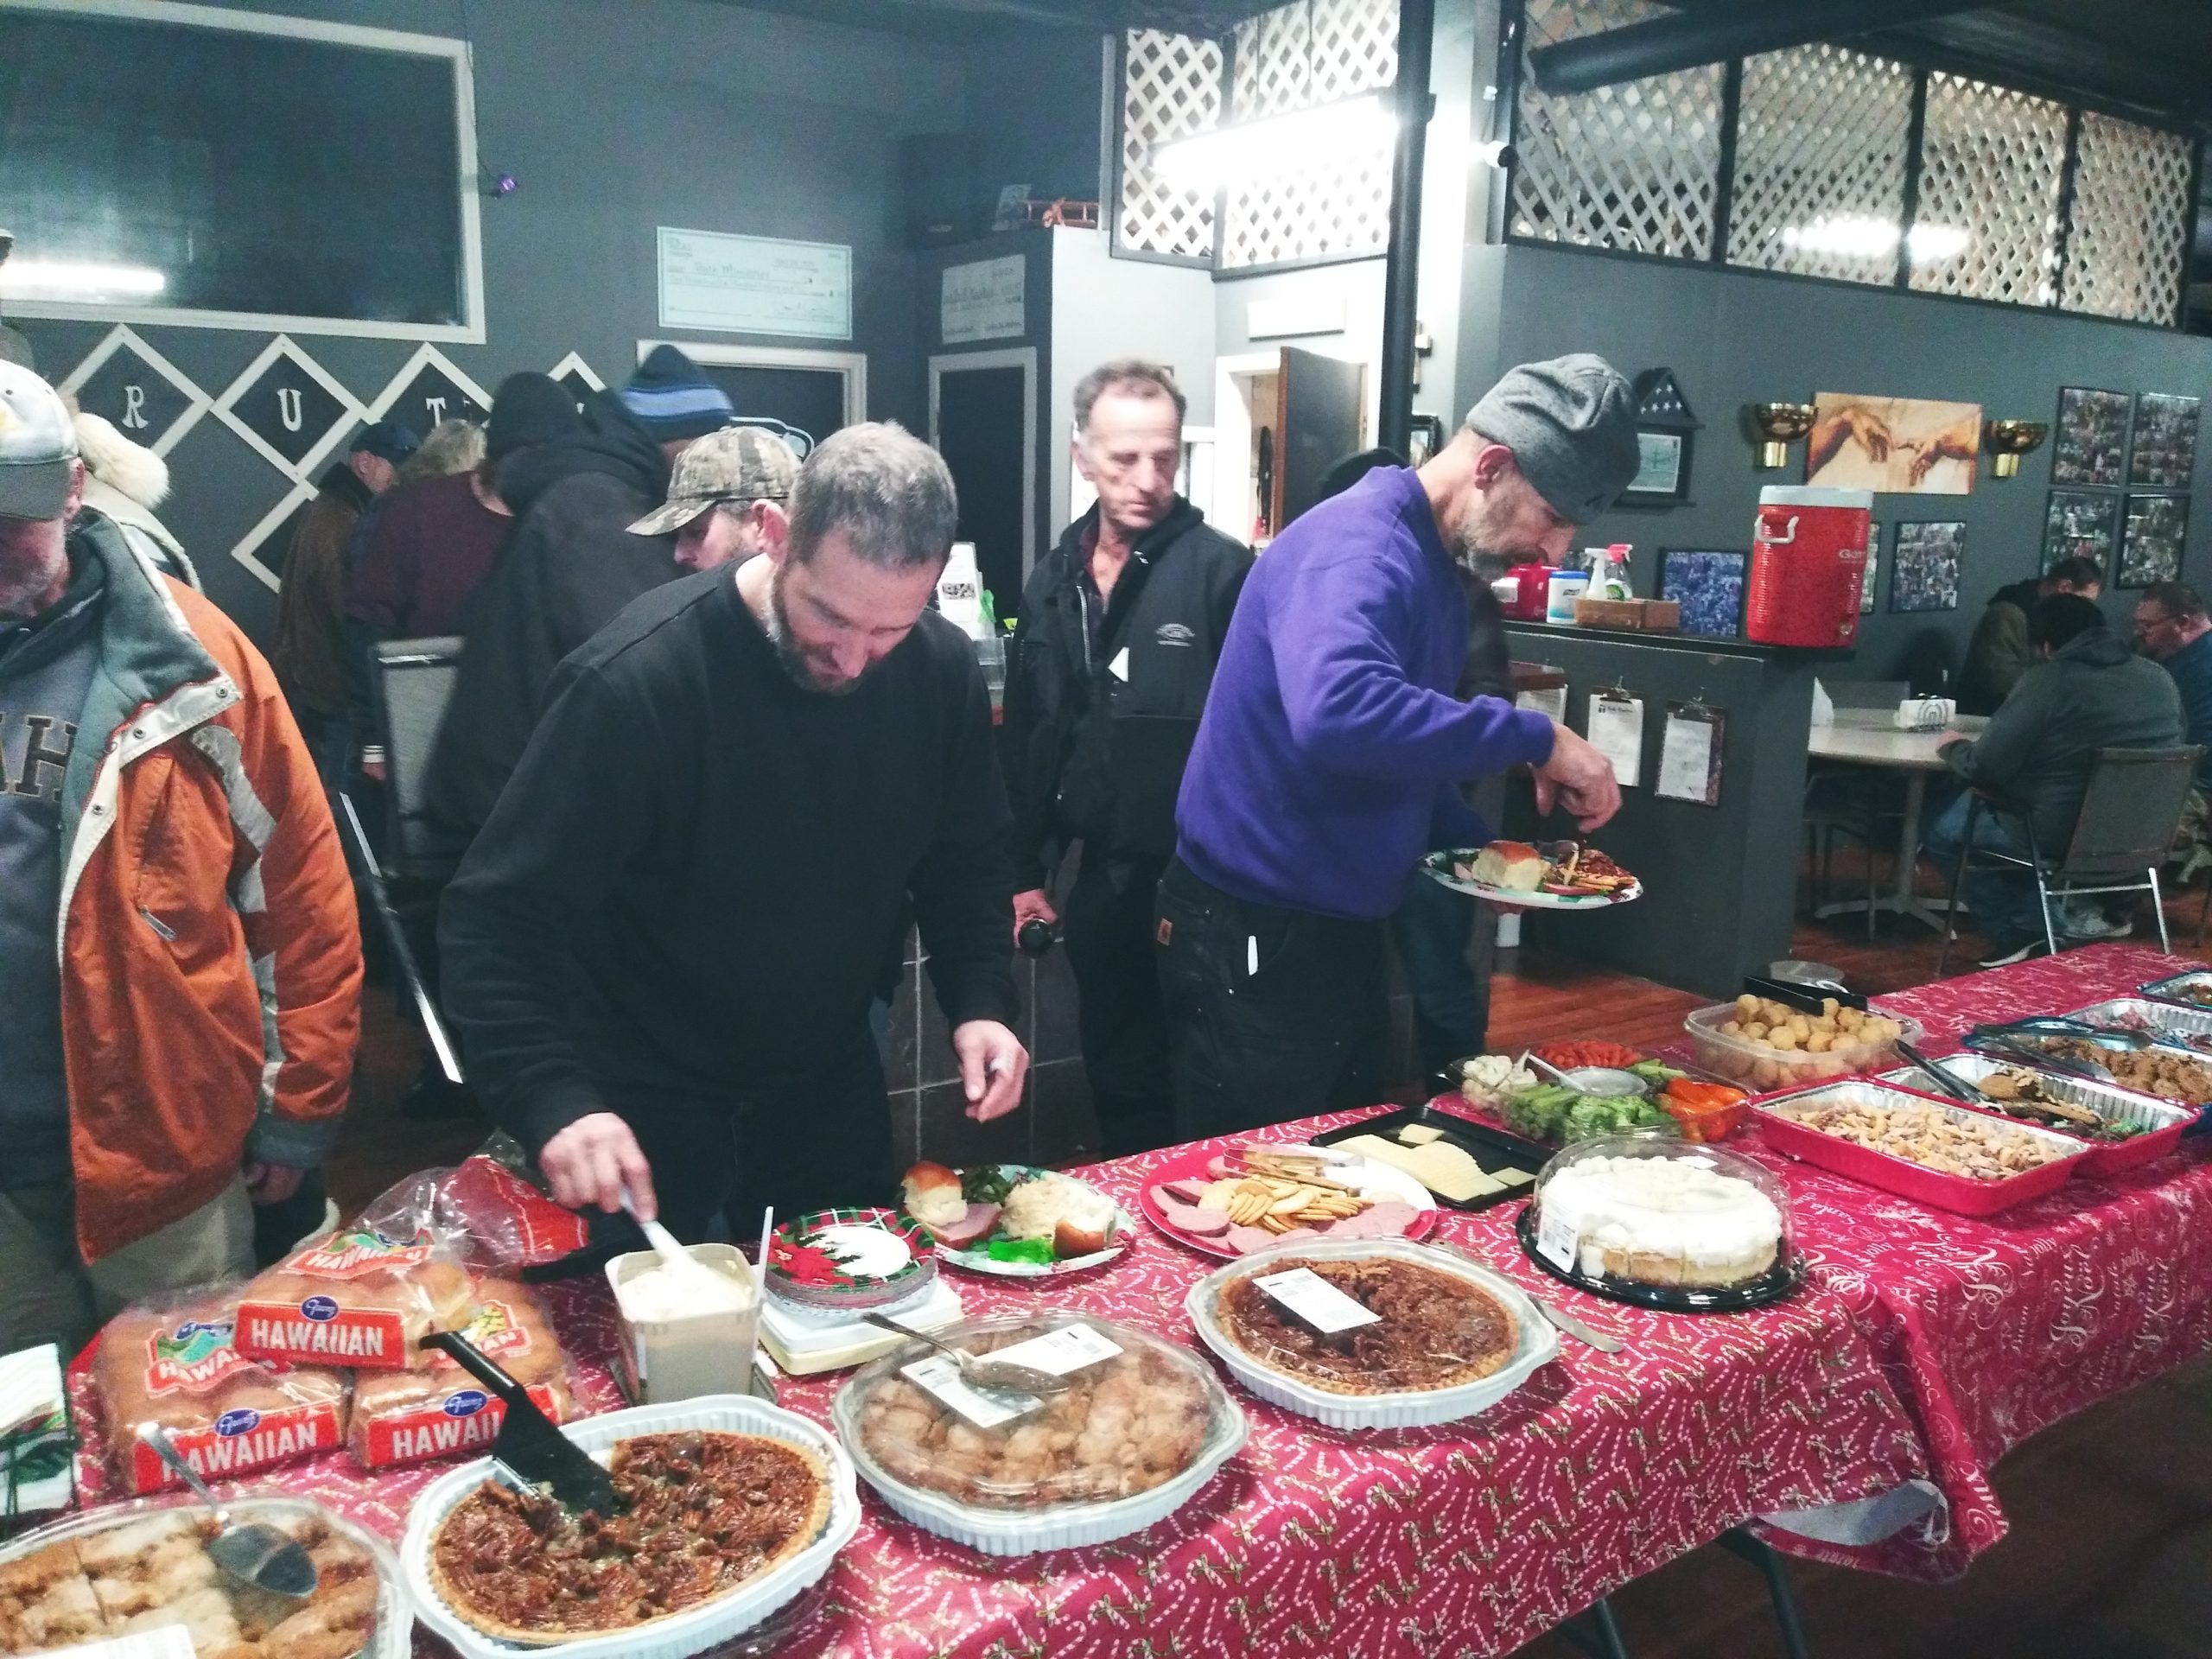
{"left": 1894, "top": 1041, "right": 1986, "bottom": 1104}
{"left": 420, "top": 1330, "right": 618, "bottom": 1515}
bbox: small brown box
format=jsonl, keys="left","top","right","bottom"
{"left": 1639, "top": 599, "right": 1681, "bottom": 632}
{"left": 1573, "top": 597, "right": 1645, "bottom": 629}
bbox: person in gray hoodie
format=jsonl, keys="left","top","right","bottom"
{"left": 1925, "top": 594, "right": 2183, "bottom": 966}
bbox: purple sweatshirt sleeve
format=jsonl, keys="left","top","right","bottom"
{"left": 1271, "top": 548, "right": 1557, "bottom": 781}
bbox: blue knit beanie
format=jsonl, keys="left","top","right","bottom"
{"left": 623, "top": 345, "right": 734, "bottom": 442}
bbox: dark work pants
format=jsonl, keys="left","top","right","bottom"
{"left": 1154, "top": 858, "right": 1390, "bottom": 1145}
{"left": 598, "top": 1033, "right": 896, "bottom": 1243}
{"left": 1062, "top": 850, "right": 1174, "bottom": 1159}
{"left": 1388, "top": 869, "right": 1490, "bottom": 1079}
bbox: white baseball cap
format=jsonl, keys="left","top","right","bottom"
{"left": 0, "top": 359, "right": 79, "bottom": 522}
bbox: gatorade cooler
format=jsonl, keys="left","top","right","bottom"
{"left": 1497, "top": 563, "right": 1552, "bottom": 620}
{"left": 1745, "top": 486, "right": 1872, "bottom": 647}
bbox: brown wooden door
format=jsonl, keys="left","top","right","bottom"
{"left": 1272, "top": 347, "right": 1367, "bottom": 531}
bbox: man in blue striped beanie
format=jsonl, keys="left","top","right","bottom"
{"left": 425, "top": 345, "right": 734, "bottom": 847}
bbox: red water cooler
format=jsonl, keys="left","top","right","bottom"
{"left": 1745, "top": 486, "right": 1872, "bottom": 647}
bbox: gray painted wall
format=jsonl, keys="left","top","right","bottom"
{"left": 1481, "top": 245, "right": 2212, "bottom": 682}
{"left": 9, "top": 0, "right": 969, "bottom": 644}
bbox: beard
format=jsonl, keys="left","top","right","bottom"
{"left": 762, "top": 562, "right": 865, "bottom": 697}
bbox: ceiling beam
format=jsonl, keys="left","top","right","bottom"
{"left": 1885, "top": 13, "right": 2212, "bottom": 125}
{"left": 1529, "top": 0, "right": 1986, "bottom": 95}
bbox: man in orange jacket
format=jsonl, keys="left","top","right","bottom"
{"left": 0, "top": 362, "right": 361, "bottom": 1357}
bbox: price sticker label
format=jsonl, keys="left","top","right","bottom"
{"left": 988, "top": 1323, "right": 1124, "bottom": 1376}
{"left": 1253, "top": 1267, "right": 1382, "bottom": 1335}
{"left": 1535, "top": 1208, "right": 1581, "bottom": 1274}
{"left": 899, "top": 1355, "right": 1035, "bottom": 1430}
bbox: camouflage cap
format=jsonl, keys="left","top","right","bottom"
{"left": 627, "top": 424, "right": 801, "bottom": 536}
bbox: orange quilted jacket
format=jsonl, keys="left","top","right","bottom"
{"left": 57, "top": 514, "right": 361, "bottom": 1262}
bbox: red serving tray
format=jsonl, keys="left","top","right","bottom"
{"left": 1753, "top": 1084, "right": 2088, "bottom": 1216}
{"left": 1135, "top": 1142, "right": 1440, "bottom": 1260}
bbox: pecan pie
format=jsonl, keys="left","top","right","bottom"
{"left": 1216, "top": 1255, "right": 1519, "bottom": 1395}
{"left": 429, "top": 1431, "right": 829, "bottom": 1641}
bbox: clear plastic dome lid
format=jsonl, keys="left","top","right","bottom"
{"left": 832, "top": 1314, "right": 1239, "bottom": 1514}
{"left": 1529, "top": 1133, "right": 1790, "bottom": 1291}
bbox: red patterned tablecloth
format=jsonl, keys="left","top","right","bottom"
{"left": 65, "top": 1113, "right": 1926, "bottom": 1659}
{"left": 56, "top": 945, "right": 2211, "bottom": 1649}
{"left": 1743, "top": 943, "right": 2212, "bottom": 1580}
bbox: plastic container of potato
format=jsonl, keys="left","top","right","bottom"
{"left": 1684, "top": 1005, "right": 1923, "bottom": 1095}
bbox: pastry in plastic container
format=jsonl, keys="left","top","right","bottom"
{"left": 346, "top": 1277, "right": 576, "bottom": 1470}
{"left": 0, "top": 1492, "right": 406, "bottom": 1659}
{"left": 1185, "top": 1238, "right": 1558, "bottom": 1430}
{"left": 1685, "top": 1001, "right": 1921, "bottom": 1092}
{"left": 832, "top": 1314, "right": 1246, "bottom": 1554}
{"left": 1529, "top": 1135, "right": 1789, "bottom": 1289}
{"left": 92, "top": 1287, "right": 350, "bottom": 1495}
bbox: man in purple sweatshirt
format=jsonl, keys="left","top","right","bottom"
{"left": 1157, "top": 355, "right": 1639, "bottom": 1140}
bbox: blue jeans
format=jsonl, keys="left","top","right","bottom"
{"left": 1389, "top": 869, "right": 1488, "bottom": 1076}
{"left": 1923, "top": 792, "right": 2050, "bottom": 950}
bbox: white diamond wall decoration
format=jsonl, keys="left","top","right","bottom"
{"left": 213, "top": 336, "right": 365, "bottom": 484}
{"left": 58, "top": 325, "right": 213, "bottom": 458}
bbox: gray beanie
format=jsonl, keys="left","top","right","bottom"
{"left": 1465, "top": 353, "right": 1640, "bottom": 524}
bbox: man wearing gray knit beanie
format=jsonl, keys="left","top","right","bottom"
{"left": 1159, "top": 354, "right": 1640, "bottom": 1141}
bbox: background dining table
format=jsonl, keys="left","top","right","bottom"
{"left": 1808, "top": 709, "right": 1990, "bottom": 931}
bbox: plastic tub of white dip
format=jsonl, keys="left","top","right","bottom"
{"left": 607, "top": 1243, "right": 761, "bottom": 1404}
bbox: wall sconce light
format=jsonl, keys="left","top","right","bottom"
{"left": 1984, "top": 419, "right": 2047, "bottom": 479}
{"left": 1746, "top": 403, "right": 1815, "bottom": 470}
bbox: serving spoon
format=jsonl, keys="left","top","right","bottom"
{"left": 137, "top": 1424, "right": 319, "bottom": 1599}
{"left": 859, "top": 1313, "right": 1074, "bottom": 1395}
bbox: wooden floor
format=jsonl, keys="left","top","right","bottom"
{"left": 331, "top": 855, "right": 2212, "bottom": 1659}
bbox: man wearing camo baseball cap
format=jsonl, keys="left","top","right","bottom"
{"left": 626, "top": 423, "right": 800, "bottom": 574}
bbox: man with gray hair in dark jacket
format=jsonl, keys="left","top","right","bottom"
{"left": 1003, "top": 359, "right": 1251, "bottom": 1157}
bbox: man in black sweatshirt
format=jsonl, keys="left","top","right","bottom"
{"left": 439, "top": 423, "right": 1027, "bottom": 1232}
{"left": 1002, "top": 361, "right": 1251, "bottom": 1157}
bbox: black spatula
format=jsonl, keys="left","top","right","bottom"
{"left": 419, "top": 1330, "right": 618, "bottom": 1515}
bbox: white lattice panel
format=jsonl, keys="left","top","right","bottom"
{"left": 1512, "top": 0, "right": 1724, "bottom": 260}
{"left": 1230, "top": 0, "right": 1396, "bottom": 118}
{"left": 1219, "top": 0, "right": 1396, "bottom": 270}
{"left": 1726, "top": 45, "right": 1912, "bottom": 285}
{"left": 2060, "top": 113, "right": 2194, "bottom": 326}
{"left": 1118, "top": 27, "right": 1224, "bottom": 261}
{"left": 1909, "top": 73, "right": 2068, "bottom": 305}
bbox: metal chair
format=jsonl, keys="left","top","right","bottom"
{"left": 336, "top": 635, "right": 469, "bottom": 1084}
{"left": 1936, "top": 746, "right": 2203, "bottom": 976}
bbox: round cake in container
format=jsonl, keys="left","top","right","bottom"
{"left": 831, "top": 1313, "right": 1245, "bottom": 1555}
{"left": 1520, "top": 1133, "right": 1803, "bottom": 1312}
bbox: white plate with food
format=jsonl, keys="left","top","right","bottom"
{"left": 899, "top": 1162, "right": 1134, "bottom": 1277}
{"left": 1423, "top": 841, "right": 1643, "bottom": 908}
{"left": 1140, "top": 1141, "right": 1440, "bottom": 1258}
{"left": 0, "top": 1494, "right": 407, "bottom": 1659}
{"left": 401, "top": 1395, "right": 860, "bottom": 1659}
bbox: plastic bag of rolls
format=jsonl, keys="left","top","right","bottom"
{"left": 346, "top": 1277, "right": 577, "bottom": 1470}
{"left": 92, "top": 1286, "right": 350, "bottom": 1494}
{"left": 232, "top": 1179, "right": 477, "bottom": 1371}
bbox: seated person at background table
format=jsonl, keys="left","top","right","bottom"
{"left": 1002, "top": 359, "right": 1253, "bottom": 1160}
{"left": 1926, "top": 594, "right": 2182, "bottom": 968}
{"left": 1156, "top": 356, "right": 1635, "bottom": 1143}
{"left": 2133, "top": 580, "right": 2212, "bottom": 885}
{"left": 1955, "top": 556, "right": 2103, "bottom": 716}
{"left": 1318, "top": 445, "right": 1516, "bottom": 1077}
{"left": 0, "top": 362, "right": 360, "bottom": 1357}
{"left": 439, "top": 423, "right": 1027, "bottom": 1237}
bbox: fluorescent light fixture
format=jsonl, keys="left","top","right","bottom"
{"left": 1777, "top": 215, "right": 1969, "bottom": 264}
{"left": 0, "top": 258, "right": 167, "bottom": 300}
{"left": 1154, "top": 93, "right": 1398, "bottom": 190}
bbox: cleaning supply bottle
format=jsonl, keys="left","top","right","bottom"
{"left": 936, "top": 542, "right": 990, "bottom": 642}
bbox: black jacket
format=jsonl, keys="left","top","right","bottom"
{"left": 1003, "top": 499, "right": 1251, "bottom": 889}
{"left": 1957, "top": 576, "right": 2041, "bottom": 716}
{"left": 425, "top": 392, "right": 677, "bottom": 838}
{"left": 438, "top": 570, "right": 1017, "bottom": 1153}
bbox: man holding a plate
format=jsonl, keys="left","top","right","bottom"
{"left": 1157, "top": 357, "right": 1637, "bottom": 1141}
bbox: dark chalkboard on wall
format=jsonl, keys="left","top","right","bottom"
{"left": 0, "top": 8, "right": 470, "bottom": 331}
